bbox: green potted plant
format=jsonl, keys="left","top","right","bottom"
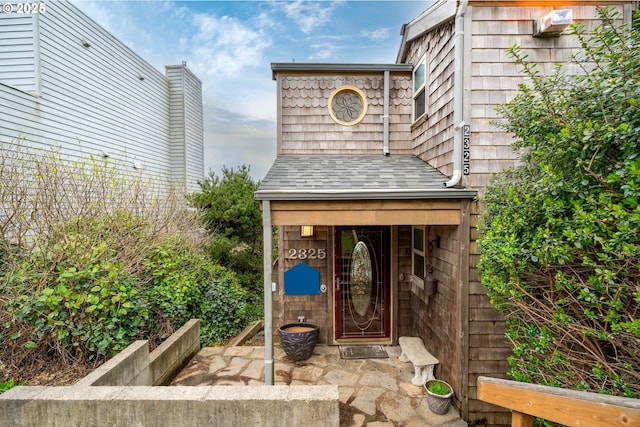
{"left": 424, "top": 379, "right": 453, "bottom": 415}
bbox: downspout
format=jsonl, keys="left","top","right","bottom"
{"left": 262, "top": 200, "right": 274, "bottom": 385}
{"left": 445, "top": 0, "right": 469, "bottom": 188}
{"left": 383, "top": 70, "right": 390, "bottom": 156}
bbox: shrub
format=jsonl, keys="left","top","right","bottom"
{"left": 1, "top": 140, "right": 263, "bottom": 381}
{"left": 197, "top": 266, "right": 253, "bottom": 344}
{"left": 10, "top": 253, "right": 148, "bottom": 360}
{"left": 0, "top": 141, "right": 205, "bottom": 374}
{"left": 142, "top": 241, "right": 212, "bottom": 333}
{"left": 0, "top": 378, "right": 25, "bottom": 394}
{"left": 189, "top": 166, "right": 264, "bottom": 295}
{"left": 478, "top": 9, "right": 639, "bottom": 398}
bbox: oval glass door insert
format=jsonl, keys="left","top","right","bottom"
{"left": 350, "top": 241, "right": 373, "bottom": 316}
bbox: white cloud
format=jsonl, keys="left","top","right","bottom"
{"left": 277, "top": 0, "right": 345, "bottom": 34}
{"left": 307, "top": 41, "right": 341, "bottom": 60}
{"left": 188, "top": 13, "right": 271, "bottom": 79}
{"left": 362, "top": 28, "right": 391, "bottom": 40}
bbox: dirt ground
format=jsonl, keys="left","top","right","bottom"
{"left": 241, "top": 329, "right": 265, "bottom": 346}
{"left": 2, "top": 354, "right": 93, "bottom": 387}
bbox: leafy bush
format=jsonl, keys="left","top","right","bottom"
{"left": 478, "top": 9, "right": 639, "bottom": 398}
{"left": 0, "top": 378, "right": 25, "bottom": 393}
{"left": 189, "top": 166, "right": 264, "bottom": 295}
{"left": 196, "top": 265, "right": 261, "bottom": 344}
{"left": 1, "top": 142, "right": 222, "bottom": 378}
{"left": 4, "top": 211, "right": 160, "bottom": 361}
{"left": 10, "top": 254, "right": 148, "bottom": 360}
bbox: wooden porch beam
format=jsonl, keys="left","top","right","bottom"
{"left": 268, "top": 200, "right": 463, "bottom": 226}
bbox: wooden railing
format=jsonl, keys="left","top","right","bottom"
{"left": 477, "top": 376, "right": 640, "bottom": 427}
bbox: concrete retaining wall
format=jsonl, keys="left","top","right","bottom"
{"left": 0, "top": 319, "right": 340, "bottom": 426}
{"left": 76, "top": 319, "right": 201, "bottom": 387}
{"left": 75, "top": 340, "right": 151, "bottom": 386}
{"left": 149, "top": 318, "right": 201, "bottom": 385}
{"left": 0, "top": 385, "right": 340, "bottom": 427}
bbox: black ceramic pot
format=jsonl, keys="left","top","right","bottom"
{"left": 277, "top": 322, "right": 319, "bottom": 361}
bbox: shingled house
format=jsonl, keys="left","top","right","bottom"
{"left": 256, "top": 1, "right": 637, "bottom": 424}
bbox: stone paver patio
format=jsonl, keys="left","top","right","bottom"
{"left": 170, "top": 344, "right": 467, "bottom": 427}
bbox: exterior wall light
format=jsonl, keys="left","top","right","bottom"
{"left": 300, "top": 226, "right": 315, "bottom": 237}
{"left": 534, "top": 9, "right": 572, "bottom": 37}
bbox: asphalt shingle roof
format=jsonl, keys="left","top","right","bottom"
{"left": 255, "top": 155, "right": 477, "bottom": 201}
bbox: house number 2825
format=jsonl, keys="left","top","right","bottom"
{"left": 287, "top": 248, "right": 327, "bottom": 260}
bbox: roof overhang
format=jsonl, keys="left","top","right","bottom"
{"left": 256, "top": 155, "right": 477, "bottom": 226}
{"left": 271, "top": 63, "right": 413, "bottom": 80}
{"left": 396, "top": 0, "right": 456, "bottom": 63}
{"left": 256, "top": 188, "right": 476, "bottom": 201}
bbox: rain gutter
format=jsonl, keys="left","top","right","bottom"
{"left": 271, "top": 63, "right": 412, "bottom": 79}
{"left": 255, "top": 188, "right": 477, "bottom": 201}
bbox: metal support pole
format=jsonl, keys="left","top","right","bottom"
{"left": 262, "top": 200, "right": 274, "bottom": 385}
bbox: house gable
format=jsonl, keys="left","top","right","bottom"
{"left": 272, "top": 64, "right": 413, "bottom": 157}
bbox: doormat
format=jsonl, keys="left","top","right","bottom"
{"left": 339, "top": 345, "right": 388, "bottom": 360}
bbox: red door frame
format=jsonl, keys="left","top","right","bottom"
{"left": 334, "top": 226, "right": 391, "bottom": 340}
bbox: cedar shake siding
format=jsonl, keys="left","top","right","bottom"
{"left": 397, "top": 1, "right": 636, "bottom": 425}
{"left": 407, "top": 21, "right": 457, "bottom": 175}
{"left": 273, "top": 67, "right": 412, "bottom": 156}
{"left": 466, "top": 2, "right": 632, "bottom": 191}
{"left": 260, "top": 1, "right": 636, "bottom": 426}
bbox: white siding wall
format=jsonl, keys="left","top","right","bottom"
{"left": 0, "top": 13, "right": 39, "bottom": 93}
{"left": 166, "top": 66, "right": 186, "bottom": 187}
{"left": 0, "top": 1, "right": 203, "bottom": 189}
{"left": 166, "top": 65, "right": 204, "bottom": 192}
{"left": 182, "top": 68, "right": 204, "bottom": 192}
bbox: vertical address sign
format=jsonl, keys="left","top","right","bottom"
{"left": 463, "top": 124, "right": 470, "bottom": 175}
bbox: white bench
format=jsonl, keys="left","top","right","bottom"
{"left": 398, "top": 336, "right": 439, "bottom": 386}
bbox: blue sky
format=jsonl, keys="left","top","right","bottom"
{"left": 73, "top": 1, "right": 433, "bottom": 180}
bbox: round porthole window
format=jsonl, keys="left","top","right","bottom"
{"left": 328, "top": 86, "right": 367, "bottom": 126}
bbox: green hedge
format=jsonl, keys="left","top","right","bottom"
{"left": 478, "top": 9, "right": 639, "bottom": 398}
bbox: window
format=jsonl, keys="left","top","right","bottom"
{"left": 413, "top": 56, "right": 427, "bottom": 121}
{"left": 412, "top": 226, "right": 426, "bottom": 287}
{"left": 328, "top": 85, "right": 367, "bottom": 126}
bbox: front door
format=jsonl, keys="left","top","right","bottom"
{"left": 335, "top": 227, "right": 390, "bottom": 340}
